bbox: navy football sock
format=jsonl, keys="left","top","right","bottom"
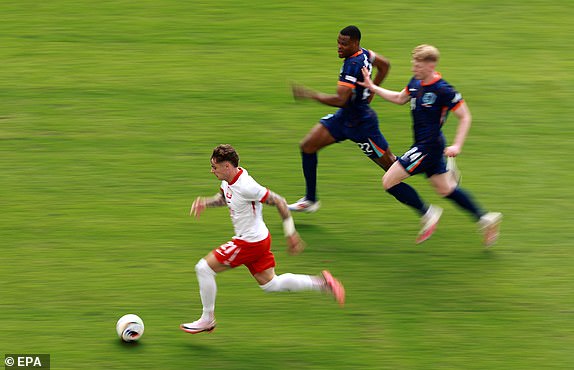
{"left": 387, "top": 183, "right": 428, "bottom": 216}
{"left": 446, "top": 187, "right": 485, "bottom": 221}
{"left": 302, "top": 152, "right": 318, "bottom": 202}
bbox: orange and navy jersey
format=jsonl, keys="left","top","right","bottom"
{"left": 338, "top": 48, "right": 375, "bottom": 114}
{"left": 403, "top": 72, "right": 464, "bottom": 147}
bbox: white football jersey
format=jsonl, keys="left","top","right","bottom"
{"left": 220, "top": 168, "right": 270, "bottom": 242}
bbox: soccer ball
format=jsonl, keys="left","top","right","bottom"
{"left": 116, "top": 314, "right": 144, "bottom": 342}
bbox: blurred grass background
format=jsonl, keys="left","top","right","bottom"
{"left": 1, "top": 0, "right": 573, "bottom": 369}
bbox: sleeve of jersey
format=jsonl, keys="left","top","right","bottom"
{"left": 368, "top": 49, "right": 376, "bottom": 63}
{"left": 243, "top": 177, "right": 269, "bottom": 202}
{"left": 338, "top": 61, "right": 357, "bottom": 89}
{"left": 443, "top": 86, "right": 464, "bottom": 111}
{"left": 259, "top": 188, "right": 270, "bottom": 203}
{"left": 403, "top": 78, "right": 416, "bottom": 96}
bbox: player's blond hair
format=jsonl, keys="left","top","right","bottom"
{"left": 412, "top": 44, "right": 440, "bottom": 63}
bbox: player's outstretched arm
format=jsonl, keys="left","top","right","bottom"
{"left": 358, "top": 67, "right": 409, "bottom": 105}
{"left": 190, "top": 193, "right": 226, "bottom": 218}
{"left": 292, "top": 82, "right": 353, "bottom": 108}
{"left": 263, "top": 191, "right": 305, "bottom": 255}
{"left": 444, "top": 102, "right": 472, "bottom": 157}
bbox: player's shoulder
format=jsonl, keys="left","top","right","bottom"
{"left": 342, "top": 50, "right": 367, "bottom": 75}
{"left": 346, "top": 48, "right": 369, "bottom": 62}
{"left": 236, "top": 168, "right": 264, "bottom": 189}
{"left": 407, "top": 76, "right": 421, "bottom": 89}
{"left": 436, "top": 76, "right": 452, "bottom": 87}
{"left": 435, "top": 77, "right": 458, "bottom": 95}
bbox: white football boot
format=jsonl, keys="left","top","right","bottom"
{"left": 288, "top": 197, "right": 321, "bottom": 213}
{"left": 180, "top": 318, "right": 216, "bottom": 334}
{"left": 416, "top": 205, "right": 443, "bottom": 244}
{"left": 478, "top": 212, "right": 502, "bottom": 246}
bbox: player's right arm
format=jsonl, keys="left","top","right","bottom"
{"left": 292, "top": 83, "right": 353, "bottom": 108}
{"left": 190, "top": 192, "right": 226, "bottom": 218}
{"left": 358, "top": 67, "right": 410, "bottom": 105}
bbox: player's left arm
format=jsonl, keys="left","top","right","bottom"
{"left": 292, "top": 83, "right": 353, "bottom": 108}
{"left": 263, "top": 190, "right": 305, "bottom": 255}
{"left": 358, "top": 67, "right": 409, "bottom": 105}
{"left": 444, "top": 101, "right": 472, "bottom": 157}
{"left": 369, "top": 50, "right": 390, "bottom": 87}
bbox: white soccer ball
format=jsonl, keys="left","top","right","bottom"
{"left": 116, "top": 314, "right": 144, "bottom": 342}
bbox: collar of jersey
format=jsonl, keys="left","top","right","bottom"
{"left": 348, "top": 49, "right": 363, "bottom": 59}
{"left": 421, "top": 72, "right": 442, "bottom": 86}
{"left": 228, "top": 167, "right": 244, "bottom": 185}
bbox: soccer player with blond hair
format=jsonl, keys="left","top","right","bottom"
{"left": 359, "top": 44, "right": 502, "bottom": 245}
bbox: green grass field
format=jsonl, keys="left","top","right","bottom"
{"left": 2, "top": 0, "right": 573, "bottom": 368}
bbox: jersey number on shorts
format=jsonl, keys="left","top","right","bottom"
{"left": 402, "top": 146, "right": 422, "bottom": 162}
{"left": 357, "top": 142, "right": 374, "bottom": 155}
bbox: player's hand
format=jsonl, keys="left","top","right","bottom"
{"left": 286, "top": 232, "right": 305, "bottom": 255}
{"left": 357, "top": 67, "right": 375, "bottom": 90}
{"left": 292, "top": 83, "right": 314, "bottom": 100}
{"left": 444, "top": 145, "right": 461, "bottom": 157}
{"left": 190, "top": 197, "right": 206, "bottom": 218}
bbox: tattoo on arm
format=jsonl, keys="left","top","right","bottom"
{"left": 204, "top": 192, "right": 226, "bottom": 208}
{"left": 263, "top": 191, "right": 290, "bottom": 220}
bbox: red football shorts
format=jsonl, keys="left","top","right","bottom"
{"left": 212, "top": 233, "right": 276, "bottom": 275}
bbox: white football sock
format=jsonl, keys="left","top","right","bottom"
{"left": 260, "top": 273, "right": 323, "bottom": 293}
{"left": 195, "top": 258, "right": 217, "bottom": 320}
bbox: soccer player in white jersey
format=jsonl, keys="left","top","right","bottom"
{"left": 180, "top": 144, "right": 345, "bottom": 334}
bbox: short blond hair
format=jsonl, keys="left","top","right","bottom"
{"left": 412, "top": 44, "right": 440, "bottom": 63}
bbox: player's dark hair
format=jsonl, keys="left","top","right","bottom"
{"left": 212, "top": 144, "right": 239, "bottom": 167}
{"left": 340, "top": 25, "right": 361, "bottom": 41}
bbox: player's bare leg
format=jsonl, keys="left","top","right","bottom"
{"left": 382, "top": 161, "right": 411, "bottom": 190}
{"left": 289, "top": 124, "right": 336, "bottom": 212}
{"left": 371, "top": 149, "right": 397, "bottom": 171}
{"left": 428, "top": 171, "right": 457, "bottom": 197}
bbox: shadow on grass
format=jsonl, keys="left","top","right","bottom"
{"left": 116, "top": 339, "right": 146, "bottom": 351}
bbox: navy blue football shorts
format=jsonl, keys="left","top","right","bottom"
{"left": 319, "top": 109, "right": 389, "bottom": 159}
{"left": 398, "top": 144, "right": 448, "bottom": 177}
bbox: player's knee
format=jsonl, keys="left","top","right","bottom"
{"left": 260, "top": 275, "right": 281, "bottom": 293}
{"left": 437, "top": 189, "right": 451, "bottom": 197}
{"left": 299, "top": 139, "right": 316, "bottom": 154}
{"left": 260, "top": 274, "right": 293, "bottom": 293}
{"left": 382, "top": 175, "right": 393, "bottom": 191}
{"left": 377, "top": 153, "right": 395, "bottom": 172}
{"left": 436, "top": 185, "right": 456, "bottom": 197}
{"left": 195, "top": 258, "right": 216, "bottom": 277}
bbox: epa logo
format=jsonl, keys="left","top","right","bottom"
{"left": 5, "top": 354, "right": 50, "bottom": 369}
